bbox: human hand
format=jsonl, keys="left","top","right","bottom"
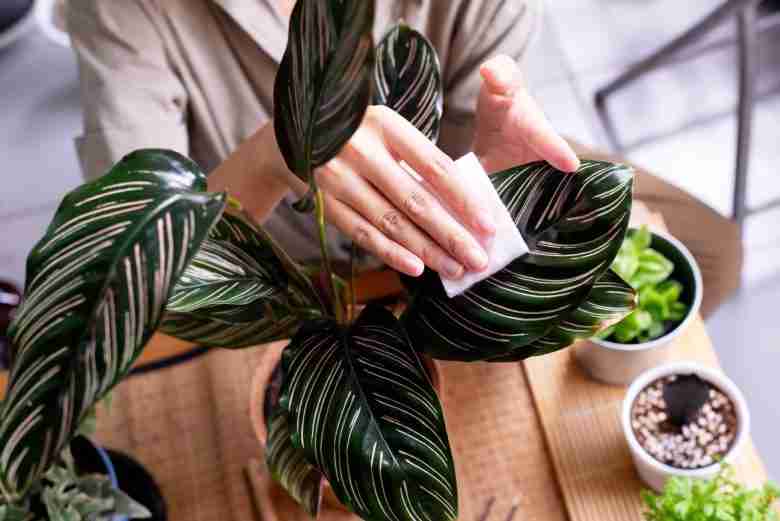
{"left": 474, "top": 55, "right": 580, "bottom": 174}
{"left": 284, "top": 106, "right": 496, "bottom": 279}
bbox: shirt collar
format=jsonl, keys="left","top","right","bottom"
{"left": 211, "top": 0, "right": 420, "bottom": 63}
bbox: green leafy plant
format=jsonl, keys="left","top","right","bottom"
{"left": 0, "top": 1, "right": 636, "bottom": 520}
{"left": 598, "top": 226, "right": 688, "bottom": 343}
{"left": 642, "top": 466, "right": 779, "bottom": 521}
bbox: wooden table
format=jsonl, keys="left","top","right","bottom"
{"left": 0, "top": 318, "right": 772, "bottom": 521}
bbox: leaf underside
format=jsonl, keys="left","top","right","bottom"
{"left": 403, "top": 160, "right": 635, "bottom": 362}
{"left": 280, "top": 305, "right": 458, "bottom": 521}
{"left": 160, "top": 213, "right": 321, "bottom": 348}
{"left": 1, "top": 150, "right": 226, "bottom": 497}
{"left": 274, "top": 0, "right": 375, "bottom": 183}
{"left": 265, "top": 408, "right": 324, "bottom": 518}
{"left": 374, "top": 24, "right": 444, "bottom": 143}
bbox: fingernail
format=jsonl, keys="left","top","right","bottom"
{"left": 475, "top": 211, "right": 496, "bottom": 236}
{"left": 441, "top": 258, "right": 465, "bottom": 280}
{"left": 467, "top": 246, "right": 489, "bottom": 271}
{"left": 404, "top": 255, "right": 425, "bottom": 277}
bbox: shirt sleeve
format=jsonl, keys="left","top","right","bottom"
{"left": 67, "top": 0, "right": 189, "bottom": 180}
{"left": 437, "top": 0, "right": 542, "bottom": 159}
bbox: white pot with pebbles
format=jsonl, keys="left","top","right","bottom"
{"left": 621, "top": 361, "right": 750, "bottom": 491}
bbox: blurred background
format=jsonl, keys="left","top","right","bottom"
{"left": 1, "top": 0, "right": 778, "bottom": 474}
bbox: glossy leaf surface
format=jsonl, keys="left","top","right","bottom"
{"left": 374, "top": 24, "right": 443, "bottom": 142}
{"left": 274, "top": 0, "right": 375, "bottom": 182}
{"left": 489, "top": 269, "right": 636, "bottom": 361}
{"left": 403, "top": 160, "right": 634, "bottom": 361}
{"left": 1, "top": 150, "right": 226, "bottom": 496}
{"left": 279, "top": 305, "right": 457, "bottom": 521}
{"left": 161, "top": 213, "right": 322, "bottom": 348}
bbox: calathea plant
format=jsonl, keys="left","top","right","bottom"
{"left": 0, "top": 0, "right": 636, "bottom": 520}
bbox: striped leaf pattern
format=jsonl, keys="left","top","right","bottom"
{"left": 1, "top": 150, "right": 226, "bottom": 497}
{"left": 274, "top": 0, "right": 375, "bottom": 182}
{"left": 160, "top": 213, "right": 322, "bottom": 348}
{"left": 374, "top": 24, "right": 443, "bottom": 143}
{"left": 265, "top": 409, "right": 324, "bottom": 518}
{"left": 489, "top": 269, "right": 636, "bottom": 361}
{"left": 402, "top": 160, "right": 634, "bottom": 361}
{"left": 280, "top": 305, "right": 457, "bottom": 521}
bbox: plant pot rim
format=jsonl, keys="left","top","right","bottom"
{"left": 621, "top": 361, "right": 750, "bottom": 478}
{"left": 591, "top": 229, "right": 703, "bottom": 352}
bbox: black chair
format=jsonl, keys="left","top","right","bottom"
{"left": 595, "top": 0, "right": 780, "bottom": 229}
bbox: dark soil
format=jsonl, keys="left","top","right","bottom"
{"left": 631, "top": 375, "right": 738, "bottom": 469}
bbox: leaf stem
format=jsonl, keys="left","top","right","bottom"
{"left": 314, "top": 187, "right": 344, "bottom": 324}
{"left": 350, "top": 242, "right": 358, "bottom": 322}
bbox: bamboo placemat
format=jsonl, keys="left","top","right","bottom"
{"left": 94, "top": 337, "right": 568, "bottom": 521}
{"left": 524, "top": 317, "right": 771, "bottom": 521}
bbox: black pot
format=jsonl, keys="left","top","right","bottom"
{"left": 0, "top": 0, "right": 34, "bottom": 34}
{"left": 29, "top": 437, "right": 167, "bottom": 521}
{"left": 0, "top": 280, "right": 21, "bottom": 370}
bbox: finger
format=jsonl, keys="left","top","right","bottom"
{"left": 338, "top": 139, "right": 489, "bottom": 272}
{"left": 509, "top": 88, "right": 580, "bottom": 172}
{"left": 480, "top": 54, "right": 523, "bottom": 96}
{"left": 374, "top": 107, "right": 497, "bottom": 238}
{"left": 320, "top": 191, "right": 425, "bottom": 277}
{"left": 480, "top": 55, "right": 580, "bottom": 173}
{"left": 317, "top": 161, "right": 466, "bottom": 279}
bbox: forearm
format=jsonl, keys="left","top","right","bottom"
{"left": 208, "top": 121, "right": 294, "bottom": 223}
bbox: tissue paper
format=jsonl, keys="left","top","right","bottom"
{"left": 440, "top": 153, "right": 529, "bottom": 298}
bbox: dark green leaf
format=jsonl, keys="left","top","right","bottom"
{"left": 403, "top": 160, "right": 634, "bottom": 361}
{"left": 374, "top": 24, "right": 443, "bottom": 142}
{"left": 1, "top": 149, "right": 226, "bottom": 497}
{"left": 274, "top": 0, "right": 375, "bottom": 182}
{"left": 280, "top": 305, "right": 457, "bottom": 521}
{"left": 265, "top": 408, "right": 323, "bottom": 518}
{"left": 488, "top": 269, "right": 636, "bottom": 361}
{"left": 160, "top": 213, "right": 322, "bottom": 348}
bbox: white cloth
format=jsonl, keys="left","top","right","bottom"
{"left": 441, "top": 153, "right": 529, "bottom": 298}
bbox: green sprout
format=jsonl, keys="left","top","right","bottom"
{"left": 598, "top": 226, "right": 688, "bottom": 343}
{"left": 642, "top": 465, "right": 779, "bottom": 521}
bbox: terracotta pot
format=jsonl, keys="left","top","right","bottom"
{"left": 249, "top": 342, "right": 443, "bottom": 513}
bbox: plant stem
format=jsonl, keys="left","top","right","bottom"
{"left": 350, "top": 242, "right": 358, "bottom": 322}
{"left": 314, "top": 187, "right": 344, "bottom": 324}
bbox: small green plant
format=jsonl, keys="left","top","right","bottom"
{"left": 642, "top": 466, "right": 779, "bottom": 521}
{"left": 598, "top": 226, "right": 688, "bottom": 343}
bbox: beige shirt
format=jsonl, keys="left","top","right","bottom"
{"left": 67, "top": 0, "right": 540, "bottom": 260}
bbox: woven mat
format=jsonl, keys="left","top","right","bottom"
{"left": 95, "top": 339, "right": 567, "bottom": 521}
{"left": 524, "top": 317, "right": 771, "bottom": 521}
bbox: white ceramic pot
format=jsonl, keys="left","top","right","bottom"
{"left": 622, "top": 361, "right": 750, "bottom": 492}
{"left": 574, "top": 230, "right": 703, "bottom": 386}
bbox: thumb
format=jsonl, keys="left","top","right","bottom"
{"left": 480, "top": 55, "right": 522, "bottom": 97}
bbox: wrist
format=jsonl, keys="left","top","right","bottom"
{"left": 209, "top": 119, "right": 298, "bottom": 222}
